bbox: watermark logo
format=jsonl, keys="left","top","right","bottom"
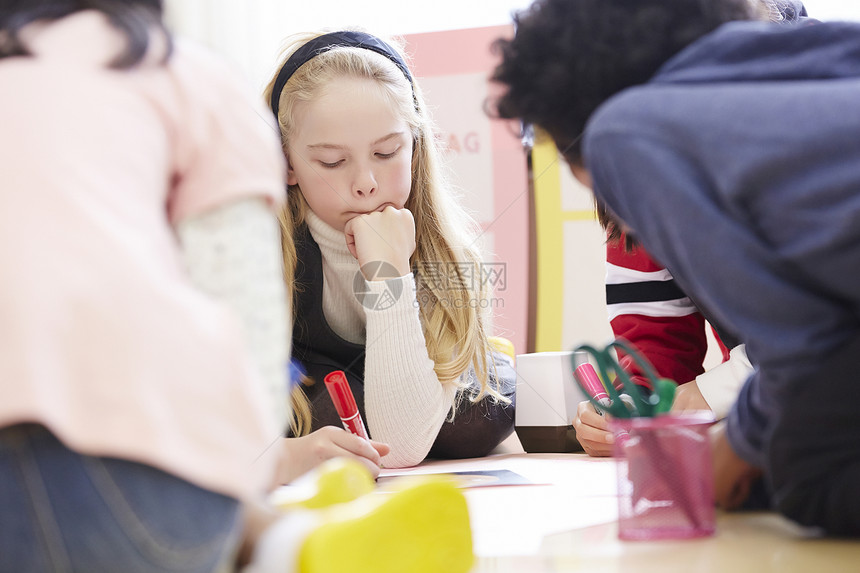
{"left": 353, "top": 261, "right": 403, "bottom": 310}
{"left": 353, "top": 261, "right": 508, "bottom": 310}
{"left": 415, "top": 262, "right": 507, "bottom": 292}
{"left": 415, "top": 261, "right": 507, "bottom": 309}
{"left": 481, "top": 263, "right": 507, "bottom": 291}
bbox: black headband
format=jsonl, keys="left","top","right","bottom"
{"left": 269, "top": 30, "right": 414, "bottom": 118}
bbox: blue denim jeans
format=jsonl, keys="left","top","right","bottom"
{"left": 0, "top": 424, "right": 241, "bottom": 573}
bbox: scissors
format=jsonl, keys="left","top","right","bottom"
{"left": 571, "top": 340, "right": 677, "bottom": 418}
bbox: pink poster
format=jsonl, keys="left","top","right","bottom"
{"left": 403, "top": 25, "right": 530, "bottom": 354}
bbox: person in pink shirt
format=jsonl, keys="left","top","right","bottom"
{"left": 0, "top": 3, "right": 476, "bottom": 572}
{"left": 0, "top": 0, "right": 292, "bottom": 570}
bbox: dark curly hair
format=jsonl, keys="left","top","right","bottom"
{"left": 490, "top": 0, "right": 759, "bottom": 165}
{"left": 0, "top": 0, "right": 170, "bottom": 68}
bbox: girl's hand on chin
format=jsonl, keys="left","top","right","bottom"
{"left": 344, "top": 206, "right": 416, "bottom": 278}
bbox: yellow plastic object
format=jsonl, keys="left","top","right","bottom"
{"left": 488, "top": 336, "right": 516, "bottom": 363}
{"left": 274, "top": 458, "right": 376, "bottom": 511}
{"left": 298, "top": 476, "right": 474, "bottom": 573}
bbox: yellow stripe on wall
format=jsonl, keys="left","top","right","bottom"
{"left": 531, "top": 137, "right": 564, "bottom": 352}
{"left": 532, "top": 136, "right": 596, "bottom": 352}
{"left": 561, "top": 211, "right": 598, "bottom": 222}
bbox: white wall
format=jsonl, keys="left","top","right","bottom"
{"left": 802, "top": 0, "right": 860, "bottom": 21}
{"left": 164, "top": 0, "right": 534, "bottom": 91}
{"left": 164, "top": 0, "right": 860, "bottom": 93}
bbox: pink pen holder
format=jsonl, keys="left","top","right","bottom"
{"left": 610, "top": 412, "right": 716, "bottom": 540}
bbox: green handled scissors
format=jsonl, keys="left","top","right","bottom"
{"left": 571, "top": 340, "right": 677, "bottom": 418}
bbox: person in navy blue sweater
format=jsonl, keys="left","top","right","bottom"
{"left": 491, "top": 0, "right": 860, "bottom": 535}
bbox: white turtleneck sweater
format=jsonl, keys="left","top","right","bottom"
{"left": 305, "top": 211, "right": 458, "bottom": 467}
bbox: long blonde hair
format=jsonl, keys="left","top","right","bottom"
{"left": 264, "top": 30, "right": 507, "bottom": 436}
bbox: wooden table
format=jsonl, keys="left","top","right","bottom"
{"left": 378, "top": 435, "right": 860, "bottom": 572}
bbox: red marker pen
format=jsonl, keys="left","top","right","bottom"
{"left": 574, "top": 362, "right": 631, "bottom": 446}
{"left": 324, "top": 370, "right": 369, "bottom": 439}
{"left": 574, "top": 362, "right": 612, "bottom": 414}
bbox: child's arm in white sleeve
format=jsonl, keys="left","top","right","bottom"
{"left": 696, "top": 344, "right": 753, "bottom": 420}
{"left": 362, "top": 274, "right": 457, "bottom": 468}
{"left": 176, "top": 198, "right": 291, "bottom": 430}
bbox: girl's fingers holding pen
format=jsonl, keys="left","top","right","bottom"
{"left": 573, "top": 401, "right": 615, "bottom": 457}
{"left": 277, "top": 428, "right": 390, "bottom": 484}
{"left": 369, "top": 439, "right": 391, "bottom": 458}
{"left": 333, "top": 430, "right": 392, "bottom": 465}
{"left": 309, "top": 428, "right": 386, "bottom": 479}
{"left": 577, "top": 400, "right": 610, "bottom": 431}
{"left": 573, "top": 425, "right": 615, "bottom": 457}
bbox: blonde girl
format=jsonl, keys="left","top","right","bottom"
{"left": 266, "top": 30, "right": 516, "bottom": 478}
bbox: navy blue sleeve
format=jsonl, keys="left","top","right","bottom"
{"left": 585, "top": 121, "right": 860, "bottom": 534}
